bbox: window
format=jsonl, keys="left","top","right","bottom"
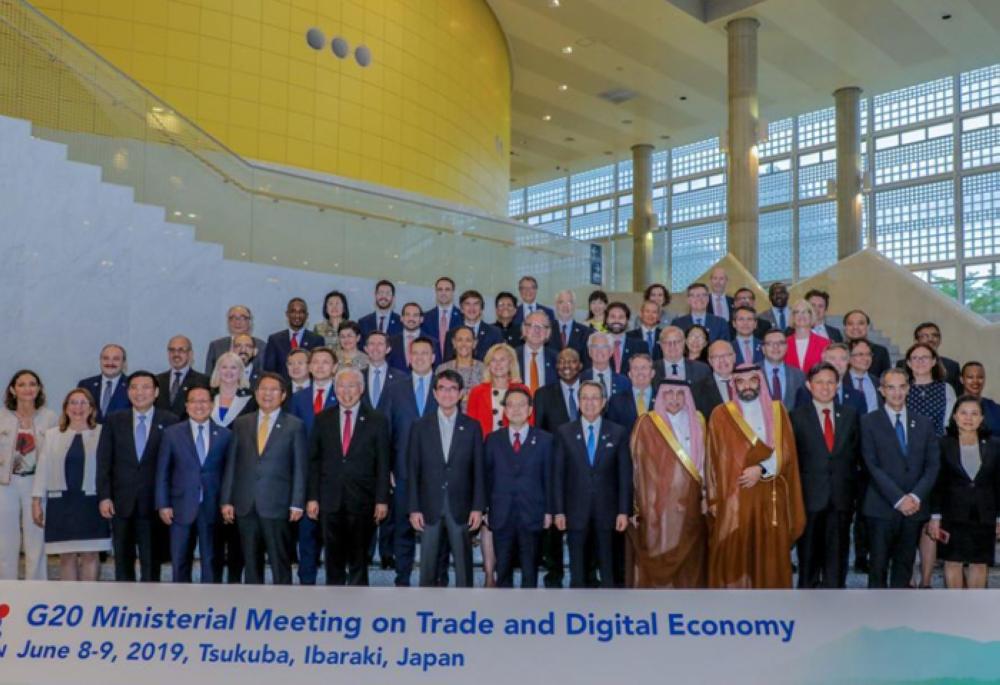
{"left": 672, "top": 138, "right": 724, "bottom": 178}
{"left": 873, "top": 77, "right": 953, "bottom": 131}
{"left": 758, "top": 209, "right": 793, "bottom": 282}
{"left": 961, "top": 64, "right": 1000, "bottom": 112}
{"left": 526, "top": 178, "right": 566, "bottom": 213}
{"left": 670, "top": 222, "right": 726, "bottom": 291}
{"left": 963, "top": 171, "right": 1000, "bottom": 259}
{"left": 569, "top": 165, "right": 615, "bottom": 202}
{"left": 672, "top": 179, "right": 726, "bottom": 223}
{"left": 875, "top": 182, "right": 955, "bottom": 265}
{"left": 964, "top": 262, "right": 1000, "bottom": 314}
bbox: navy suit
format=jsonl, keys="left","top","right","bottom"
{"left": 485, "top": 426, "right": 554, "bottom": 588}
{"left": 155, "top": 369, "right": 210, "bottom": 420}
{"left": 78, "top": 374, "right": 131, "bottom": 423}
{"left": 652, "top": 358, "right": 711, "bottom": 387}
{"left": 731, "top": 336, "right": 764, "bottom": 365}
{"left": 610, "top": 334, "right": 649, "bottom": 375}
{"left": 382, "top": 375, "right": 437, "bottom": 585}
{"left": 672, "top": 313, "right": 731, "bottom": 342}
{"left": 387, "top": 333, "right": 440, "bottom": 371}
{"left": 860, "top": 409, "right": 940, "bottom": 588}
{"left": 815, "top": 324, "right": 844, "bottom": 343}
{"left": 155, "top": 420, "right": 231, "bottom": 583}
{"left": 707, "top": 294, "right": 734, "bottom": 320}
{"left": 553, "top": 418, "right": 631, "bottom": 588}
{"left": 444, "top": 322, "right": 504, "bottom": 361}
{"left": 421, "top": 305, "right": 462, "bottom": 341}
{"left": 794, "top": 380, "right": 867, "bottom": 415}
{"left": 580, "top": 367, "right": 632, "bottom": 399}
{"left": 605, "top": 388, "right": 652, "bottom": 430}
{"left": 261, "top": 328, "right": 325, "bottom": 377}
{"left": 546, "top": 320, "right": 592, "bottom": 368}
{"left": 512, "top": 303, "right": 556, "bottom": 328}
{"left": 362, "top": 365, "right": 408, "bottom": 413}
{"left": 359, "top": 311, "right": 403, "bottom": 340}
{"left": 625, "top": 328, "right": 663, "bottom": 363}
{"left": 514, "top": 345, "right": 558, "bottom": 388}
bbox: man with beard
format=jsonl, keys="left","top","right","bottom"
{"left": 627, "top": 379, "right": 708, "bottom": 588}
{"left": 705, "top": 364, "right": 805, "bottom": 588}
{"left": 603, "top": 302, "right": 645, "bottom": 375}
{"left": 359, "top": 280, "right": 404, "bottom": 340}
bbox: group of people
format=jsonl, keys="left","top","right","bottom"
{"left": 2, "top": 269, "right": 998, "bottom": 590}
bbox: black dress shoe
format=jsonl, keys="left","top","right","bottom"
{"left": 381, "top": 556, "right": 396, "bottom": 570}
{"left": 853, "top": 561, "right": 870, "bottom": 574}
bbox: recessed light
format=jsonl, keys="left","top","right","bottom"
{"left": 558, "top": 83, "right": 568, "bottom": 91}
{"left": 679, "top": 95, "right": 688, "bottom": 101}
{"left": 561, "top": 46, "right": 573, "bottom": 54}
{"left": 621, "top": 119, "right": 632, "bottom": 124}
{"left": 603, "top": 150, "right": 613, "bottom": 155}
{"left": 564, "top": 136, "right": 575, "bottom": 142}
{"left": 542, "top": 114, "right": 552, "bottom": 121}
{"left": 615, "top": 66, "right": 624, "bottom": 72}
{"left": 941, "top": 13, "right": 952, "bottom": 20}
{"left": 660, "top": 135, "right": 671, "bottom": 140}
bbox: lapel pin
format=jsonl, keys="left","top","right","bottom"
{"left": 576, "top": 434, "right": 582, "bottom": 440}
{"left": 458, "top": 426, "right": 464, "bottom": 431}
{"left": 360, "top": 416, "right": 366, "bottom": 422}
{"left": 276, "top": 423, "right": 282, "bottom": 430}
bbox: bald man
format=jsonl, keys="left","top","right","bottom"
{"left": 691, "top": 341, "right": 737, "bottom": 418}
{"left": 156, "top": 335, "right": 209, "bottom": 419}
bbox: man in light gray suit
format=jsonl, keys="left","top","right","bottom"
{"left": 205, "top": 305, "right": 267, "bottom": 378}
{"left": 760, "top": 328, "right": 805, "bottom": 409}
{"left": 221, "top": 372, "right": 306, "bottom": 584}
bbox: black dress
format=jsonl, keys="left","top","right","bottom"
{"left": 44, "top": 434, "right": 110, "bottom": 554}
{"left": 934, "top": 437, "right": 1000, "bottom": 566}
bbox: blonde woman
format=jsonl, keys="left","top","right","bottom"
{"left": 210, "top": 351, "right": 255, "bottom": 428}
{"left": 784, "top": 299, "right": 830, "bottom": 372}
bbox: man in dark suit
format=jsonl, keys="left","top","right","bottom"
{"left": 512, "top": 275, "right": 556, "bottom": 327}
{"left": 843, "top": 309, "right": 891, "bottom": 380}
{"left": 846, "top": 339, "right": 881, "bottom": 414}
{"left": 861, "top": 368, "right": 940, "bottom": 588}
{"left": 581, "top": 331, "right": 632, "bottom": 398}
{"left": 156, "top": 335, "right": 209, "bottom": 420}
{"left": 692, "top": 341, "right": 737, "bottom": 418}
{"left": 408, "top": 369, "right": 485, "bottom": 587}
{"left": 79, "top": 343, "right": 131, "bottom": 423}
{"left": 97, "top": 371, "right": 178, "bottom": 581}
{"left": 444, "top": 290, "right": 503, "bottom": 361}
{"left": 233, "top": 333, "right": 263, "bottom": 388}
{"left": 362, "top": 331, "right": 407, "bottom": 413}
{"left": 606, "top": 353, "right": 655, "bottom": 429}
{"left": 625, "top": 300, "right": 664, "bottom": 361}
{"left": 421, "top": 277, "right": 462, "bottom": 359}
{"left": 305, "top": 367, "right": 390, "bottom": 586}
{"left": 604, "top": 302, "right": 646, "bottom": 375}
{"left": 553, "top": 380, "right": 631, "bottom": 588}
{"left": 706, "top": 266, "right": 734, "bottom": 322}
{"left": 220, "top": 372, "right": 307, "bottom": 585}
{"left": 672, "top": 283, "right": 730, "bottom": 342}
{"left": 493, "top": 291, "right": 522, "bottom": 347}
{"left": 805, "top": 289, "right": 843, "bottom": 342}
{"left": 155, "top": 385, "right": 230, "bottom": 583}
{"left": 262, "top": 298, "right": 324, "bottom": 377}
{"left": 204, "top": 305, "right": 267, "bottom": 379}
{"left": 760, "top": 329, "right": 806, "bottom": 410}
{"left": 389, "top": 302, "right": 439, "bottom": 371}
{"left": 359, "top": 279, "right": 403, "bottom": 340}
{"left": 547, "top": 288, "right": 592, "bottom": 366}
{"left": 654, "top": 326, "right": 711, "bottom": 386}
{"left": 791, "top": 363, "right": 861, "bottom": 588}
{"left": 485, "top": 387, "right": 553, "bottom": 588}
{"left": 730, "top": 306, "right": 764, "bottom": 365}
{"left": 759, "top": 281, "right": 791, "bottom": 332}
{"left": 516, "top": 310, "right": 558, "bottom": 393}
{"left": 793, "top": 343, "right": 867, "bottom": 413}
{"left": 730, "top": 288, "right": 772, "bottom": 340}
{"left": 382, "top": 338, "right": 439, "bottom": 586}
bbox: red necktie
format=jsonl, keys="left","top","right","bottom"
{"left": 613, "top": 339, "right": 623, "bottom": 373}
{"left": 313, "top": 387, "right": 324, "bottom": 415}
{"left": 342, "top": 409, "right": 353, "bottom": 455}
{"left": 513, "top": 432, "right": 521, "bottom": 454}
{"left": 823, "top": 408, "right": 835, "bottom": 452}
{"left": 290, "top": 332, "right": 299, "bottom": 349}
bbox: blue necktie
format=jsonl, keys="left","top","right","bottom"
{"left": 568, "top": 387, "right": 579, "bottom": 421}
{"left": 135, "top": 414, "right": 147, "bottom": 460}
{"left": 416, "top": 376, "right": 426, "bottom": 415}
{"left": 196, "top": 424, "right": 207, "bottom": 465}
{"left": 646, "top": 330, "right": 654, "bottom": 354}
{"left": 778, "top": 311, "right": 786, "bottom": 330}
{"left": 586, "top": 425, "right": 596, "bottom": 466}
{"left": 372, "top": 368, "right": 383, "bottom": 407}
{"left": 895, "top": 413, "right": 907, "bottom": 454}
{"left": 101, "top": 379, "right": 113, "bottom": 416}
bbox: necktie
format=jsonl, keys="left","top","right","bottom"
{"left": 695, "top": 317, "right": 703, "bottom": 326}
{"left": 342, "top": 409, "right": 353, "bottom": 454}
{"left": 101, "top": 379, "right": 113, "bottom": 416}
{"left": 823, "top": 408, "right": 834, "bottom": 452}
{"left": 135, "top": 414, "right": 147, "bottom": 459}
{"left": 778, "top": 310, "right": 786, "bottom": 330}
{"left": 196, "top": 424, "right": 207, "bottom": 464}
{"left": 772, "top": 367, "right": 782, "bottom": 401}
{"left": 170, "top": 371, "right": 182, "bottom": 404}
{"left": 561, "top": 325, "right": 569, "bottom": 348}
{"left": 378, "top": 315, "right": 385, "bottom": 333}
{"left": 290, "top": 331, "right": 299, "bottom": 349}
{"left": 613, "top": 339, "right": 622, "bottom": 373}
{"left": 257, "top": 413, "right": 271, "bottom": 454}
{"left": 895, "top": 413, "right": 907, "bottom": 454}
{"left": 646, "top": 330, "right": 655, "bottom": 354}
{"left": 715, "top": 296, "right": 723, "bottom": 316}
{"left": 671, "top": 363, "right": 679, "bottom": 377}
{"left": 726, "top": 379, "right": 734, "bottom": 401}
{"left": 404, "top": 335, "right": 413, "bottom": 367}
{"left": 743, "top": 340, "right": 753, "bottom": 363}
{"left": 313, "top": 387, "right": 324, "bottom": 415}
{"left": 598, "top": 372, "right": 609, "bottom": 396}
{"left": 529, "top": 351, "right": 540, "bottom": 393}
{"left": 568, "top": 387, "right": 579, "bottom": 420}
{"left": 439, "top": 310, "right": 448, "bottom": 357}
{"left": 513, "top": 431, "right": 521, "bottom": 454}
{"left": 416, "top": 376, "right": 426, "bottom": 415}
{"left": 636, "top": 391, "right": 647, "bottom": 414}
{"left": 586, "top": 424, "right": 596, "bottom": 466}
{"left": 371, "top": 368, "right": 383, "bottom": 407}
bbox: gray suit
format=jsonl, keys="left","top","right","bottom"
{"left": 221, "top": 410, "right": 306, "bottom": 584}
{"left": 205, "top": 336, "right": 266, "bottom": 378}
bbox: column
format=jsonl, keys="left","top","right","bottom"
{"left": 834, "top": 86, "right": 863, "bottom": 259}
{"left": 725, "top": 17, "right": 760, "bottom": 275}
{"left": 630, "top": 143, "right": 656, "bottom": 290}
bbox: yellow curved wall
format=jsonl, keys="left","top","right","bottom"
{"left": 34, "top": 0, "right": 512, "bottom": 214}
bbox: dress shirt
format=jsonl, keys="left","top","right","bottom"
{"left": 763, "top": 361, "right": 786, "bottom": 399}
{"left": 339, "top": 404, "right": 358, "bottom": 438}
{"left": 663, "top": 358, "right": 685, "bottom": 380}
{"left": 522, "top": 302, "right": 538, "bottom": 319}
{"left": 374, "top": 309, "right": 393, "bottom": 332}
{"left": 401, "top": 329, "right": 419, "bottom": 359}
{"left": 633, "top": 387, "right": 652, "bottom": 413}
{"left": 291, "top": 382, "right": 309, "bottom": 394}
{"left": 881, "top": 406, "right": 921, "bottom": 509}
{"left": 368, "top": 363, "right": 389, "bottom": 404}
{"left": 438, "top": 409, "right": 457, "bottom": 462}
{"left": 169, "top": 367, "right": 190, "bottom": 393}
{"left": 739, "top": 399, "right": 777, "bottom": 475}
{"left": 256, "top": 409, "right": 280, "bottom": 436}
{"left": 812, "top": 324, "right": 831, "bottom": 339}
{"left": 312, "top": 379, "right": 333, "bottom": 395}
{"left": 561, "top": 381, "right": 580, "bottom": 416}
{"left": 101, "top": 374, "right": 122, "bottom": 398}
{"left": 736, "top": 335, "right": 756, "bottom": 359}
{"left": 711, "top": 293, "right": 730, "bottom": 320}
{"left": 132, "top": 408, "right": 154, "bottom": 456}
{"left": 639, "top": 326, "right": 658, "bottom": 346}
{"left": 771, "top": 307, "right": 789, "bottom": 329}
{"left": 242, "top": 364, "right": 255, "bottom": 382}
{"left": 849, "top": 371, "right": 878, "bottom": 413}
{"left": 464, "top": 320, "right": 481, "bottom": 338}
{"left": 523, "top": 345, "right": 547, "bottom": 387}
{"left": 813, "top": 400, "right": 835, "bottom": 429}
{"left": 581, "top": 417, "right": 602, "bottom": 440}
{"left": 508, "top": 425, "right": 529, "bottom": 446}
{"left": 189, "top": 418, "right": 211, "bottom": 456}
{"left": 690, "top": 312, "right": 708, "bottom": 326}
{"left": 556, "top": 319, "right": 574, "bottom": 344}
{"left": 591, "top": 367, "right": 613, "bottom": 395}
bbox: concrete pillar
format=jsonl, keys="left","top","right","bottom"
{"left": 834, "top": 86, "right": 863, "bottom": 259}
{"left": 630, "top": 143, "right": 656, "bottom": 291}
{"left": 725, "top": 17, "right": 760, "bottom": 276}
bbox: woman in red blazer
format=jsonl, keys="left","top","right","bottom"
{"left": 464, "top": 343, "right": 532, "bottom": 587}
{"left": 784, "top": 299, "right": 830, "bottom": 372}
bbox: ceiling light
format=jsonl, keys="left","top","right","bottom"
{"left": 564, "top": 136, "right": 575, "bottom": 142}
{"left": 558, "top": 83, "right": 568, "bottom": 91}
{"left": 679, "top": 95, "right": 688, "bottom": 101}
{"left": 941, "top": 13, "right": 952, "bottom": 20}
{"left": 621, "top": 119, "right": 632, "bottom": 124}
{"left": 542, "top": 114, "right": 552, "bottom": 121}
{"left": 561, "top": 46, "right": 573, "bottom": 54}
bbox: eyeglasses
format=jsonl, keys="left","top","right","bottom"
{"left": 909, "top": 355, "right": 934, "bottom": 362}
{"left": 228, "top": 314, "right": 250, "bottom": 321}
{"left": 524, "top": 323, "right": 550, "bottom": 331}
{"left": 850, "top": 351, "right": 872, "bottom": 358}
{"left": 167, "top": 347, "right": 190, "bottom": 353}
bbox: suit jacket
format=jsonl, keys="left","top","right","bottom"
{"left": 533, "top": 381, "right": 576, "bottom": 434}
{"left": 512, "top": 303, "right": 556, "bottom": 328}
{"left": 790, "top": 403, "right": 861, "bottom": 513}
{"left": 760, "top": 308, "right": 791, "bottom": 331}
{"left": 387, "top": 333, "right": 440, "bottom": 371}
{"left": 221, "top": 410, "right": 307, "bottom": 518}
{"left": 382, "top": 375, "right": 438, "bottom": 481}
{"left": 860, "top": 410, "right": 940, "bottom": 521}
{"left": 407, "top": 412, "right": 485, "bottom": 524}
{"left": 289, "top": 383, "right": 338, "bottom": 434}
{"left": 931, "top": 436, "right": 1000, "bottom": 524}
{"left": 652, "top": 358, "right": 711, "bottom": 387}
{"left": 731, "top": 336, "right": 764, "bottom": 366}
{"left": 793, "top": 379, "right": 867, "bottom": 415}
{"left": 444, "top": 322, "right": 504, "bottom": 361}
{"left": 553, "top": 418, "right": 631, "bottom": 531}
{"left": 762, "top": 364, "right": 806, "bottom": 410}
{"left": 155, "top": 419, "right": 231, "bottom": 525}
{"left": 485, "top": 427, "right": 554, "bottom": 531}
{"left": 706, "top": 294, "right": 734, "bottom": 320}
{"left": 846, "top": 372, "right": 882, "bottom": 413}
{"left": 580, "top": 367, "right": 632, "bottom": 399}
{"left": 362, "top": 365, "right": 409, "bottom": 412}
{"left": 867, "top": 342, "right": 892, "bottom": 381}
{"left": 785, "top": 332, "right": 830, "bottom": 372}
{"left": 814, "top": 324, "right": 843, "bottom": 343}
{"left": 692, "top": 375, "right": 727, "bottom": 419}
{"left": 546, "top": 319, "right": 592, "bottom": 367}
{"left": 262, "top": 328, "right": 325, "bottom": 376}
{"left": 0, "top": 407, "right": 58, "bottom": 484}
{"left": 730, "top": 318, "right": 773, "bottom": 340}
{"left": 495, "top": 321, "right": 523, "bottom": 348}
{"left": 514, "top": 344, "right": 558, "bottom": 388}
{"left": 155, "top": 368, "right": 210, "bottom": 419}
{"left": 672, "top": 313, "right": 731, "bottom": 342}
{"left": 306, "top": 404, "right": 390, "bottom": 514}
{"left": 605, "top": 388, "right": 653, "bottom": 430}
{"left": 625, "top": 328, "right": 663, "bottom": 363}
{"left": 421, "top": 305, "right": 463, "bottom": 341}
{"left": 78, "top": 374, "right": 131, "bottom": 423}
{"left": 359, "top": 311, "right": 403, "bottom": 340}
{"left": 205, "top": 335, "right": 266, "bottom": 378}
{"left": 96, "top": 408, "right": 179, "bottom": 517}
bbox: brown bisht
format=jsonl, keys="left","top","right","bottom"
{"left": 705, "top": 397, "right": 806, "bottom": 588}
{"left": 627, "top": 411, "right": 708, "bottom": 588}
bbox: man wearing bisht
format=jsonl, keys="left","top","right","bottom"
{"left": 627, "top": 379, "right": 708, "bottom": 588}
{"left": 705, "top": 364, "right": 805, "bottom": 588}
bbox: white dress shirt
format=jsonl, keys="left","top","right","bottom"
{"left": 522, "top": 345, "right": 547, "bottom": 387}
{"left": 189, "top": 418, "right": 211, "bottom": 461}
{"left": 663, "top": 358, "right": 685, "bottom": 380}
{"left": 438, "top": 409, "right": 457, "bottom": 461}
{"left": 561, "top": 381, "right": 580, "bottom": 415}
{"left": 813, "top": 400, "right": 835, "bottom": 430}
{"left": 739, "top": 398, "right": 777, "bottom": 476}
{"left": 714, "top": 373, "right": 732, "bottom": 403}
{"left": 508, "top": 425, "right": 530, "bottom": 447}
{"left": 711, "top": 293, "right": 730, "bottom": 320}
